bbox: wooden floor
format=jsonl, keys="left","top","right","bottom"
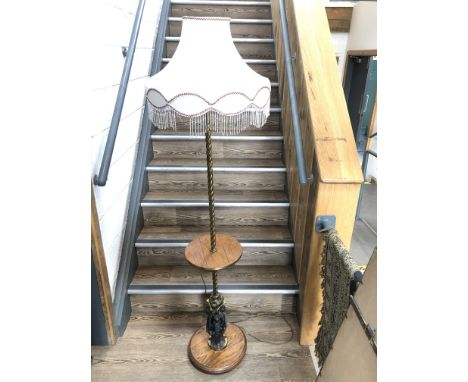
{"left": 92, "top": 309, "right": 316, "bottom": 382}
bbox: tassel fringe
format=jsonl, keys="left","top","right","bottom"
{"left": 147, "top": 101, "right": 270, "bottom": 136}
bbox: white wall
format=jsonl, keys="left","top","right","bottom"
{"left": 331, "top": 32, "right": 349, "bottom": 81}
{"left": 90, "top": 0, "right": 163, "bottom": 299}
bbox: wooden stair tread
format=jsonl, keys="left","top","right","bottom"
{"left": 148, "top": 157, "right": 284, "bottom": 168}
{"left": 130, "top": 265, "right": 297, "bottom": 286}
{"left": 142, "top": 190, "right": 288, "bottom": 203}
{"left": 137, "top": 225, "right": 292, "bottom": 243}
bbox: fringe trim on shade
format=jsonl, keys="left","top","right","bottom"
{"left": 147, "top": 101, "right": 270, "bottom": 136}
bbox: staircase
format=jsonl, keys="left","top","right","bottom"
{"left": 129, "top": 0, "right": 299, "bottom": 322}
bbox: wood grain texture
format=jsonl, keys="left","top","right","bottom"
{"left": 166, "top": 40, "right": 275, "bottom": 59}
{"left": 137, "top": 246, "right": 293, "bottom": 266}
{"left": 131, "top": 265, "right": 297, "bottom": 286}
{"left": 91, "top": 182, "right": 116, "bottom": 345}
{"left": 298, "top": 181, "right": 361, "bottom": 345}
{"left": 91, "top": 311, "right": 316, "bottom": 382}
{"left": 130, "top": 294, "right": 296, "bottom": 314}
{"left": 148, "top": 171, "right": 286, "bottom": 191}
{"left": 153, "top": 137, "right": 282, "bottom": 159}
{"left": 143, "top": 190, "right": 288, "bottom": 202}
{"left": 273, "top": 0, "right": 362, "bottom": 184}
{"left": 325, "top": 7, "right": 353, "bottom": 32}
{"left": 142, "top": 205, "right": 289, "bottom": 226}
{"left": 185, "top": 234, "right": 243, "bottom": 271}
{"left": 169, "top": 20, "right": 273, "bottom": 38}
{"left": 270, "top": 0, "right": 363, "bottom": 345}
{"left": 171, "top": 4, "right": 272, "bottom": 19}
{"left": 189, "top": 324, "right": 247, "bottom": 374}
{"left": 137, "top": 225, "right": 293, "bottom": 242}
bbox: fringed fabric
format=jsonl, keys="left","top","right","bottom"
{"left": 147, "top": 100, "right": 270, "bottom": 136}
{"left": 314, "top": 228, "right": 360, "bottom": 367}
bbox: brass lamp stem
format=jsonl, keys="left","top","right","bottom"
{"left": 205, "top": 114, "right": 217, "bottom": 253}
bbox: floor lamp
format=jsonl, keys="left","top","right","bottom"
{"left": 145, "top": 16, "right": 271, "bottom": 374}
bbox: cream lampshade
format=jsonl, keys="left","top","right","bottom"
{"left": 145, "top": 16, "right": 271, "bottom": 135}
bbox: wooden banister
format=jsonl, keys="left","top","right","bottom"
{"left": 271, "top": 0, "right": 363, "bottom": 345}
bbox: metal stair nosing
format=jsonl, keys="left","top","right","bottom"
{"left": 128, "top": 283, "right": 298, "bottom": 295}
{"left": 168, "top": 17, "right": 273, "bottom": 24}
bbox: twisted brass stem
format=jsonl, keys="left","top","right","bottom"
{"left": 212, "top": 271, "right": 218, "bottom": 296}
{"left": 205, "top": 114, "right": 217, "bottom": 252}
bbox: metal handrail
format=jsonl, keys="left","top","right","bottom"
{"left": 94, "top": 0, "right": 147, "bottom": 186}
{"left": 278, "top": 0, "right": 309, "bottom": 185}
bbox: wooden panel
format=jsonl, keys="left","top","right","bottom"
{"left": 166, "top": 40, "right": 275, "bottom": 59}
{"left": 148, "top": 171, "right": 286, "bottom": 191}
{"left": 298, "top": 181, "right": 361, "bottom": 345}
{"left": 137, "top": 246, "right": 293, "bottom": 266}
{"left": 142, "top": 205, "right": 289, "bottom": 226}
{"left": 91, "top": 183, "right": 116, "bottom": 345}
{"left": 131, "top": 265, "right": 297, "bottom": 285}
{"left": 153, "top": 139, "right": 282, "bottom": 159}
{"left": 138, "top": 224, "right": 292, "bottom": 242}
{"left": 325, "top": 7, "right": 353, "bottom": 32}
{"left": 271, "top": 0, "right": 363, "bottom": 345}
{"left": 283, "top": 0, "right": 362, "bottom": 184}
{"left": 171, "top": 4, "right": 272, "bottom": 19}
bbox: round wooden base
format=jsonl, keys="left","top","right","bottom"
{"left": 188, "top": 323, "right": 247, "bottom": 374}
{"left": 185, "top": 234, "right": 243, "bottom": 271}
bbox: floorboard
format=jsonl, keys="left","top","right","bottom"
{"left": 92, "top": 311, "right": 316, "bottom": 382}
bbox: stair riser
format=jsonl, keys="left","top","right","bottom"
{"left": 147, "top": 171, "right": 286, "bottom": 191}
{"left": 161, "top": 61, "right": 277, "bottom": 81}
{"left": 142, "top": 206, "right": 289, "bottom": 226}
{"left": 166, "top": 41, "right": 275, "bottom": 59}
{"left": 152, "top": 140, "right": 282, "bottom": 159}
{"left": 171, "top": 4, "right": 272, "bottom": 20}
{"left": 137, "top": 247, "right": 293, "bottom": 266}
{"left": 168, "top": 20, "right": 273, "bottom": 38}
{"left": 130, "top": 294, "right": 296, "bottom": 314}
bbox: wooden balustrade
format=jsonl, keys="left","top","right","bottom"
{"left": 271, "top": 0, "right": 363, "bottom": 345}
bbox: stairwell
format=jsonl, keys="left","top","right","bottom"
{"left": 92, "top": 1, "right": 317, "bottom": 380}
{"left": 130, "top": 0, "right": 299, "bottom": 325}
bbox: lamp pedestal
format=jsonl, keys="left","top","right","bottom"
{"left": 184, "top": 123, "right": 247, "bottom": 374}
{"left": 185, "top": 234, "right": 247, "bottom": 374}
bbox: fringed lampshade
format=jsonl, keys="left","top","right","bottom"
{"left": 145, "top": 16, "right": 271, "bottom": 135}
{"left": 144, "top": 16, "right": 271, "bottom": 374}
